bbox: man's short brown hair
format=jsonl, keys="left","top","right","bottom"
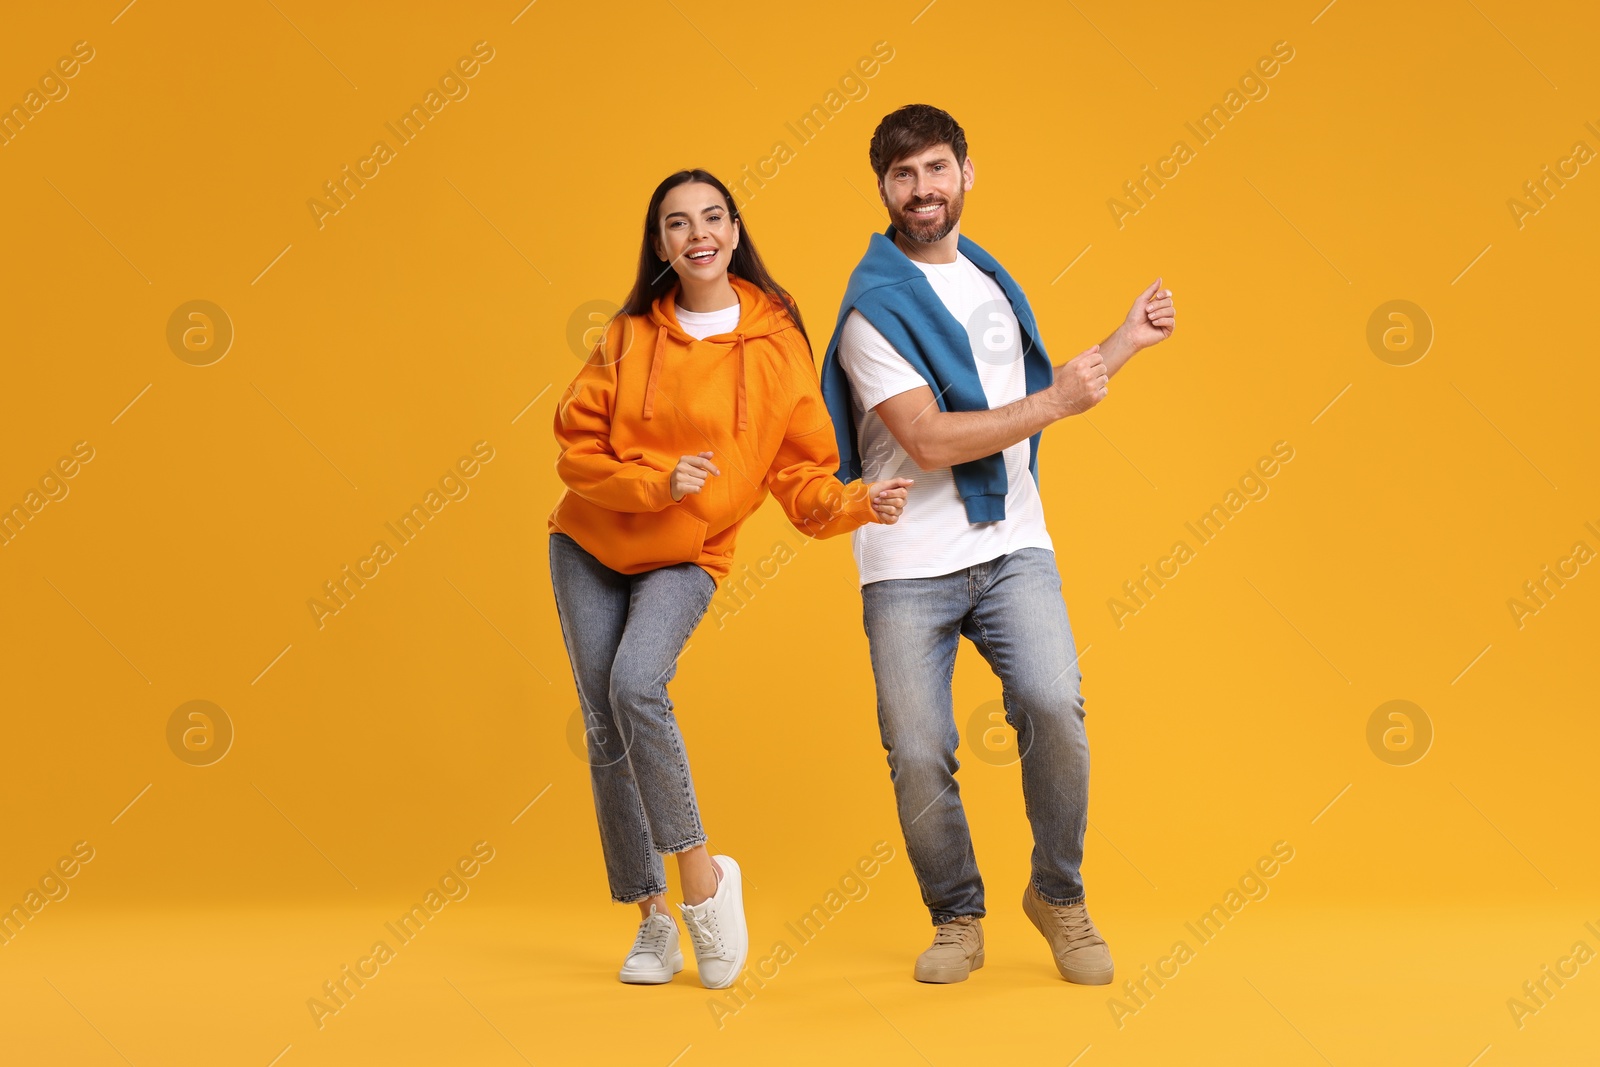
{"left": 869, "top": 104, "right": 968, "bottom": 181}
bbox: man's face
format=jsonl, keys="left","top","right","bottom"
{"left": 879, "top": 144, "right": 975, "bottom": 243}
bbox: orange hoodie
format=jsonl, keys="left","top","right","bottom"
{"left": 548, "top": 275, "right": 883, "bottom": 582}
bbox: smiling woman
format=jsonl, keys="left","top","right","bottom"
{"left": 545, "top": 166, "right": 911, "bottom": 993}
{"left": 617, "top": 169, "right": 803, "bottom": 331}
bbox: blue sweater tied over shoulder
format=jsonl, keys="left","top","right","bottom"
{"left": 819, "top": 225, "right": 1054, "bottom": 523}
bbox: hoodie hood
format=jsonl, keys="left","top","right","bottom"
{"left": 642, "top": 275, "right": 794, "bottom": 433}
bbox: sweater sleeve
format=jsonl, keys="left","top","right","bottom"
{"left": 553, "top": 351, "right": 674, "bottom": 514}
{"left": 765, "top": 369, "right": 882, "bottom": 539}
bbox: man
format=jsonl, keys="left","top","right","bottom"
{"left": 820, "top": 104, "right": 1175, "bottom": 984}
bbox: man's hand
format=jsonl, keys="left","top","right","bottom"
{"left": 670, "top": 451, "right": 720, "bottom": 501}
{"left": 866, "top": 477, "right": 914, "bottom": 524}
{"left": 1122, "top": 276, "right": 1176, "bottom": 349}
{"left": 1049, "top": 344, "right": 1109, "bottom": 418}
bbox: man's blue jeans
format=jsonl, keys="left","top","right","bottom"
{"left": 861, "top": 547, "right": 1091, "bottom": 924}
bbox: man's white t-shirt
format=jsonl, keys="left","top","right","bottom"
{"left": 837, "top": 253, "right": 1053, "bottom": 586}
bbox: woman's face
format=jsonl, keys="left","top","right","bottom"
{"left": 652, "top": 182, "right": 740, "bottom": 283}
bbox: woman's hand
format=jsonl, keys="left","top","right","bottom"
{"left": 670, "top": 451, "right": 720, "bottom": 501}
{"left": 867, "top": 477, "right": 913, "bottom": 524}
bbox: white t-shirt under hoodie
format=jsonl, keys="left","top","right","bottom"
{"left": 836, "top": 252, "right": 1053, "bottom": 586}
{"left": 674, "top": 303, "right": 741, "bottom": 340}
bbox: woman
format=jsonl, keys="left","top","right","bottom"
{"left": 548, "top": 169, "right": 912, "bottom": 989}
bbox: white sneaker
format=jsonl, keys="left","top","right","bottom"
{"left": 677, "top": 855, "right": 748, "bottom": 990}
{"left": 618, "top": 905, "right": 683, "bottom": 984}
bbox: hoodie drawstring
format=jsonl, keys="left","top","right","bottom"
{"left": 734, "top": 332, "right": 748, "bottom": 432}
{"left": 642, "top": 327, "right": 666, "bottom": 421}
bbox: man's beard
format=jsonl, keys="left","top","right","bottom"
{"left": 891, "top": 186, "right": 964, "bottom": 244}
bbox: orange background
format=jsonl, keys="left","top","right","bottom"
{"left": 1, "top": 1, "right": 1596, "bottom": 1064}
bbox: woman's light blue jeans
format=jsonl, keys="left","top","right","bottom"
{"left": 549, "top": 532, "right": 715, "bottom": 904}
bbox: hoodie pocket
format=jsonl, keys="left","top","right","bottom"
{"left": 551, "top": 492, "right": 709, "bottom": 573}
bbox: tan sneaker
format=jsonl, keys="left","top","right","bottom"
{"left": 913, "top": 916, "right": 984, "bottom": 983}
{"left": 1022, "top": 884, "right": 1114, "bottom": 984}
